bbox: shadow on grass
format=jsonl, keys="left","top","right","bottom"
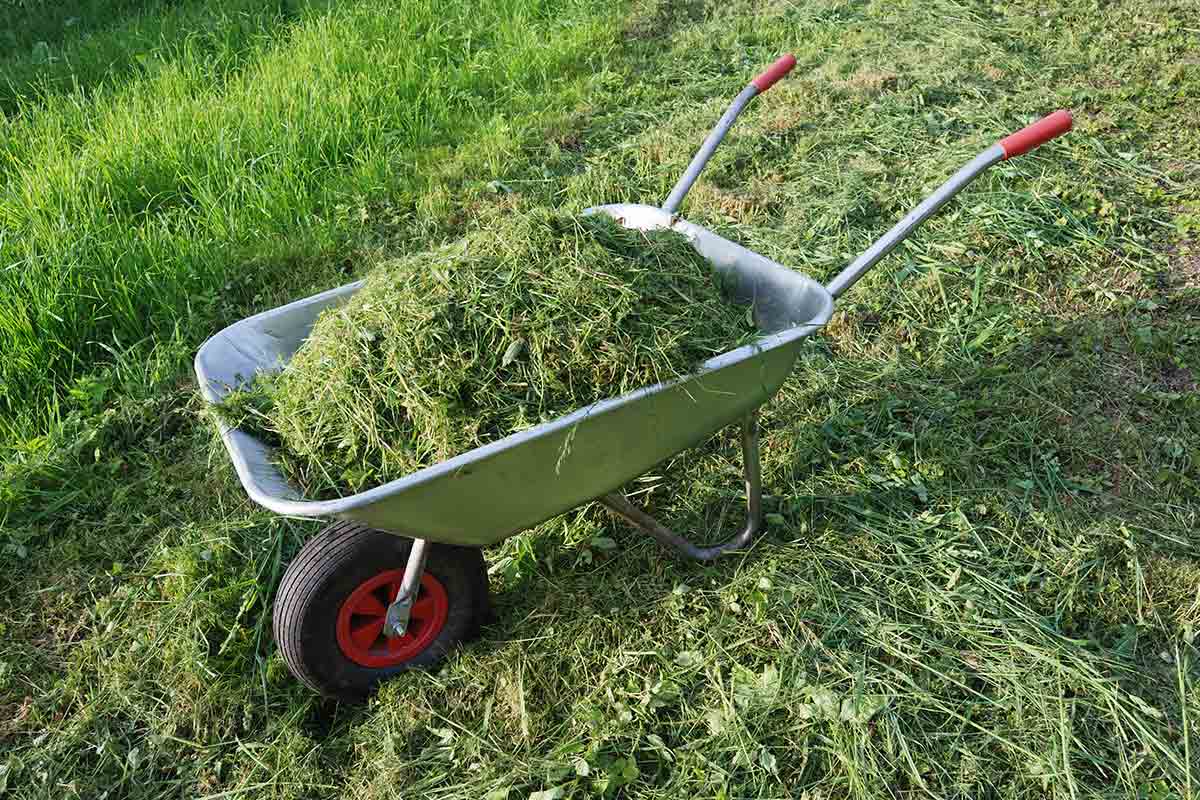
{"left": 1, "top": 291, "right": 1195, "bottom": 795}
{"left": 394, "top": 302, "right": 1196, "bottom": 793}
{"left": 0, "top": 0, "right": 319, "bottom": 116}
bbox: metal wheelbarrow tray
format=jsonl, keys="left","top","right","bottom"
{"left": 195, "top": 54, "right": 1073, "bottom": 700}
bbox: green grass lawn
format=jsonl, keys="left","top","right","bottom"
{"left": 2, "top": 0, "right": 1199, "bottom": 797}
{"left": 0, "top": 0, "right": 611, "bottom": 435}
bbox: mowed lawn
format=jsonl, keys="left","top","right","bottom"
{"left": 1, "top": 0, "right": 1199, "bottom": 797}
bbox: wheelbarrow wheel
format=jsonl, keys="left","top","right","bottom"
{"left": 273, "top": 521, "right": 488, "bottom": 702}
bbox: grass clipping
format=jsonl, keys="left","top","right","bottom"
{"left": 226, "top": 209, "right": 752, "bottom": 498}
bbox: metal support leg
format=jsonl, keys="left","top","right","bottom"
{"left": 601, "top": 412, "right": 763, "bottom": 561}
{"left": 385, "top": 537, "right": 429, "bottom": 637}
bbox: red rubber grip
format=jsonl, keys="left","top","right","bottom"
{"left": 751, "top": 54, "right": 797, "bottom": 93}
{"left": 998, "top": 110, "right": 1073, "bottom": 159}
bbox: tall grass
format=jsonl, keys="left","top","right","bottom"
{"left": 0, "top": 0, "right": 314, "bottom": 114}
{"left": 0, "top": 0, "right": 613, "bottom": 435}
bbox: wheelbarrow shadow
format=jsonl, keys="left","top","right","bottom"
{"left": 480, "top": 299, "right": 1198, "bottom": 646}
{"left": 301, "top": 303, "right": 1196, "bottom": 751}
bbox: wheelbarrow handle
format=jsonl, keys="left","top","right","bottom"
{"left": 662, "top": 54, "right": 798, "bottom": 214}
{"left": 752, "top": 54, "right": 798, "bottom": 93}
{"left": 998, "top": 109, "right": 1073, "bottom": 159}
{"left": 825, "top": 110, "right": 1073, "bottom": 298}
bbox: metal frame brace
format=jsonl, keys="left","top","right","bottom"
{"left": 600, "top": 412, "right": 762, "bottom": 561}
{"left": 384, "top": 537, "right": 429, "bottom": 637}
{"left": 385, "top": 413, "right": 761, "bottom": 626}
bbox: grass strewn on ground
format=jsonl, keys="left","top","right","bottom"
{"left": 1, "top": 0, "right": 1199, "bottom": 797}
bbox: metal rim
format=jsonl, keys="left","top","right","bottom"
{"left": 336, "top": 570, "right": 449, "bottom": 668}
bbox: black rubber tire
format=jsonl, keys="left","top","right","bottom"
{"left": 273, "top": 521, "right": 489, "bottom": 703}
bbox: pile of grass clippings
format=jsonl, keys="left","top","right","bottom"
{"left": 223, "top": 209, "right": 753, "bottom": 498}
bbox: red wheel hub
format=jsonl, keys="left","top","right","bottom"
{"left": 336, "top": 570, "right": 449, "bottom": 668}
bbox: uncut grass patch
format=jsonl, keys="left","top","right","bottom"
{"left": 0, "top": 0, "right": 311, "bottom": 115}
{"left": 0, "top": 0, "right": 616, "bottom": 437}
{"left": 224, "top": 208, "right": 754, "bottom": 498}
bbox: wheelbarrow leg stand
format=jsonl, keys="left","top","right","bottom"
{"left": 384, "top": 537, "right": 429, "bottom": 637}
{"left": 601, "top": 412, "right": 763, "bottom": 561}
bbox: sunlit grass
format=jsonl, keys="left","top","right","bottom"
{"left": 0, "top": 0, "right": 613, "bottom": 435}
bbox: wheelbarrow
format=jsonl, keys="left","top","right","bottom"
{"left": 195, "top": 54, "right": 1073, "bottom": 701}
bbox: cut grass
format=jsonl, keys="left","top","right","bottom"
{"left": 1, "top": 0, "right": 1199, "bottom": 797}
{"left": 225, "top": 210, "right": 753, "bottom": 497}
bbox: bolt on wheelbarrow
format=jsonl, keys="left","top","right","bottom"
{"left": 195, "top": 53, "right": 1073, "bottom": 701}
